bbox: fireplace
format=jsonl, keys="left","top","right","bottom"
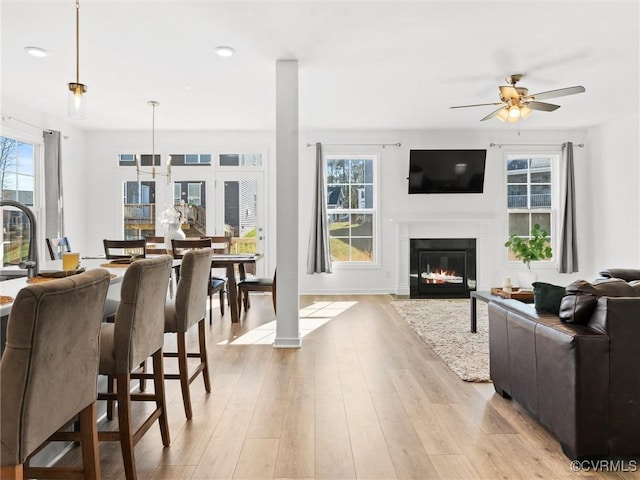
{"left": 410, "top": 238, "right": 476, "bottom": 298}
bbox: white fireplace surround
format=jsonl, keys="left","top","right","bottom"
{"left": 394, "top": 214, "right": 496, "bottom": 296}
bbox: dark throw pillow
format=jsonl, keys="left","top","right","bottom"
{"left": 532, "top": 281, "right": 565, "bottom": 315}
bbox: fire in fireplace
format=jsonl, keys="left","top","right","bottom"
{"left": 410, "top": 239, "right": 476, "bottom": 298}
{"left": 421, "top": 269, "right": 463, "bottom": 284}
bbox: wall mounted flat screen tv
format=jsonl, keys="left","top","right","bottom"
{"left": 408, "top": 149, "right": 487, "bottom": 194}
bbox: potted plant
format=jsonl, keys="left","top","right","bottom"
{"left": 504, "top": 223, "right": 552, "bottom": 289}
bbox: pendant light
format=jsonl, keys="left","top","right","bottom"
{"left": 136, "top": 101, "right": 172, "bottom": 184}
{"left": 68, "top": 0, "right": 87, "bottom": 119}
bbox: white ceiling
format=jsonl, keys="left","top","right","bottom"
{"left": 2, "top": 0, "right": 638, "bottom": 132}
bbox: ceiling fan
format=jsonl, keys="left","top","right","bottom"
{"left": 450, "top": 74, "right": 585, "bottom": 122}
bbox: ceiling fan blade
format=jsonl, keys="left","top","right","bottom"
{"left": 523, "top": 85, "right": 585, "bottom": 101}
{"left": 499, "top": 85, "right": 520, "bottom": 100}
{"left": 450, "top": 102, "right": 504, "bottom": 109}
{"left": 526, "top": 101, "right": 561, "bottom": 112}
{"left": 481, "top": 106, "right": 507, "bottom": 121}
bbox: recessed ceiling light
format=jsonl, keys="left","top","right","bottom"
{"left": 24, "top": 46, "right": 48, "bottom": 58}
{"left": 215, "top": 46, "right": 236, "bottom": 58}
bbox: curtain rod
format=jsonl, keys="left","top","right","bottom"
{"left": 1, "top": 113, "right": 54, "bottom": 134}
{"left": 306, "top": 142, "right": 401, "bottom": 148}
{"left": 489, "top": 142, "right": 584, "bottom": 148}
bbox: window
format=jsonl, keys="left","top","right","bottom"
{"left": 1, "top": 135, "right": 37, "bottom": 267}
{"left": 123, "top": 181, "right": 156, "bottom": 239}
{"left": 118, "top": 154, "right": 160, "bottom": 167}
{"left": 219, "top": 153, "right": 262, "bottom": 167}
{"left": 506, "top": 154, "right": 556, "bottom": 262}
{"left": 173, "top": 181, "right": 206, "bottom": 237}
{"left": 326, "top": 155, "right": 376, "bottom": 263}
{"left": 169, "top": 154, "right": 211, "bottom": 166}
{"left": 1, "top": 136, "right": 35, "bottom": 205}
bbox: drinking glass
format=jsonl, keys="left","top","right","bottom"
{"left": 62, "top": 252, "right": 80, "bottom": 272}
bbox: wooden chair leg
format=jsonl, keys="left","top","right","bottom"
{"left": 209, "top": 292, "right": 213, "bottom": 325}
{"left": 198, "top": 319, "right": 211, "bottom": 393}
{"left": 0, "top": 464, "right": 23, "bottom": 479}
{"left": 219, "top": 289, "right": 225, "bottom": 316}
{"left": 79, "top": 402, "right": 101, "bottom": 480}
{"left": 152, "top": 349, "right": 171, "bottom": 446}
{"left": 244, "top": 291, "right": 250, "bottom": 310}
{"left": 139, "top": 360, "right": 147, "bottom": 392}
{"left": 106, "top": 374, "right": 115, "bottom": 420}
{"left": 116, "top": 373, "right": 137, "bottom": 480}
{"left": 177, "top": 332, "right": 193, "bottom": 419}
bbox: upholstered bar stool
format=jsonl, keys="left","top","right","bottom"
{"left": 97, "top": 255, "right": 172, "bottom": 480}
{"left": 171, "top": 238, "right": 226, "bottom": 324}
{"left": 163, "top": 248, "right": 213, "bottom": 419}
{"left": 0, "top": 269, "right": 110, "bottom": 480}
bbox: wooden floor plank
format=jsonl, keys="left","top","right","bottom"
{"left": 52, "top": 294, "right": 630, "bottom": 480}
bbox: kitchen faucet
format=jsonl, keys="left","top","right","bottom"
{"left": 0, "top": 199, "right": 39, "bottom": 278}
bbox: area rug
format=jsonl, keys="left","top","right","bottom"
{"left": 391, "top": 299, "right": 490, "bottom": 383}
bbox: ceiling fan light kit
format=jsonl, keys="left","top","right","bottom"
{"left": 451, "top": 74, "right": 585, "bottom": 123}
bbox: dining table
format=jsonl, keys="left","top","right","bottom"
{"left": 0, "top": 258, "right": 131, "bottom": 317}
{"left": 210, "top": 253, "right": 263, "bottom": 323}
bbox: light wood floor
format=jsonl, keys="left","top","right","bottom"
{"left": 57, "top": 295, "right": 639, "bottom": 479}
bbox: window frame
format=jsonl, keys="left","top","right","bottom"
{"left": 505, "top": 151, "right": 560, "bottom": 268}
{"left": 324, "top": 152, "right": 379, "bottom": 268}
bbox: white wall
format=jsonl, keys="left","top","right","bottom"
{"left": 587, "top": 113, "right": 640, "bottom": 272}
{"left": 298, "top": 128, "right": 592, "bottom": 294}
{"left": 4, "top": 97, "right": 638, "bottom": 292}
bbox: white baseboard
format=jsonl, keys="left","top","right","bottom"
{"left": 273, "top": 337, "right": 302, "bottom": 348}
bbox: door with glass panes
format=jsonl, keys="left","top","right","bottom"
{"left": 214, "top": 171, "right": 265, "bottom": 276}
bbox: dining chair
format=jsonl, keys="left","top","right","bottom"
{"left": 163, "top": 248, "right": 213, "bottom": 419}
{"left": 97, "top": 255, "right": 172, "bottom": 480}
{"left": 172, "top": 238, "right": 226, "bottom": 324}
{"left": 0, "top": 269, "right": 110, "bottom": 480}
{"left": 103, "top": 239, "right": 146, "bottom": 259}
{"left": 202, "top": 235, "right": 232, "bottom": 322}
{"left": 45, "top": 236, "right": 71, "bottom": 260}
{"left": 237, "top": 268, "right": 276, "bottom": 314}
{"left": 145, "top": 236, "right": 168, "bottom": 255}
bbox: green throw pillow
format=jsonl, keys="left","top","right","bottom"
{"left": 532, "top": 281, "right": 566, "bottom": 315}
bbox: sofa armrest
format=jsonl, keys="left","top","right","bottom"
{"left": 589, "top": 297, "right": 640, "bottom": 455}
{"left": 535, "top": 321, "right": 609, "bottom": 458}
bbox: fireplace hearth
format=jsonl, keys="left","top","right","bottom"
{"left": 410, "top": 238, "right": 476, "bottom": 298}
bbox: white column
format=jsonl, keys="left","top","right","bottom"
{"left": 273, "top": 59, "right": 300, "bottom": 348}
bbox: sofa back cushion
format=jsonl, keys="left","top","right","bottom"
{"left": 559, "top": 278, "right": 638, "bottom": 325}
{"left": 598, "top": 268, "right": 640, "bottom": 282}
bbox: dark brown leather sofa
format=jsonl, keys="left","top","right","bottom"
{"left": 488, "top": 272, "right": 640, "bottom": 459}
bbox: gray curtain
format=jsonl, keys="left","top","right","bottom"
{"left": 306, "top": 142, "right": 332, "bottom": 274}
{"left": 43, "top": 130, "right": 64, "bottom": 239}
{"left": 559, "top": 142, "right": 578, "bottom": 273}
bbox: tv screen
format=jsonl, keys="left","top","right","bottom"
{"left": 408, "top": 149, "right": 486, "bottom": 194}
